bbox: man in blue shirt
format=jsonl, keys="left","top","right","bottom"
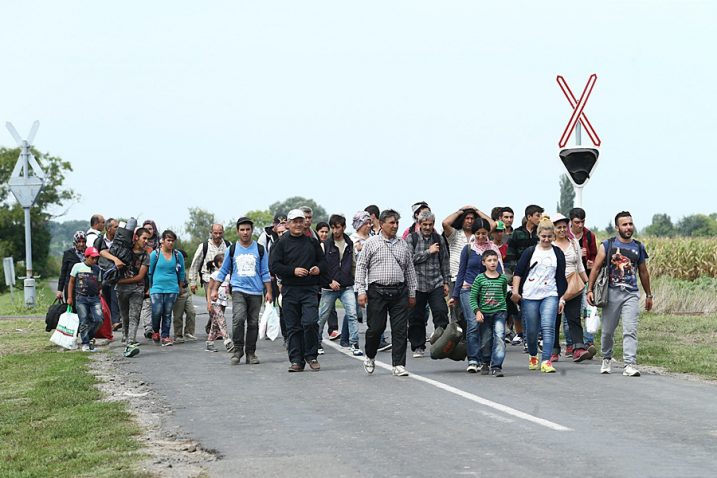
{"left": 211, "top": 217, "right": 272, "bottom": 365}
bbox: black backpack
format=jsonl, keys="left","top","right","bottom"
{"left": 408, "top": 230, "right": 446, "bottom": 271}
{"left": 223, "top": 242, "right": 265, "bottom": 294}
{"left": 199, "top": 239, "right": 231, "bottom": 286}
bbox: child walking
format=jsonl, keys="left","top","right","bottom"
{"left": 206, "top": 254, "right": 235, "bottom": 353}
{"left": 67, "top": 246, "right": 104, "bottom": 352}
{"left": 468, "top": 249, "right": 509, "bottom": 376}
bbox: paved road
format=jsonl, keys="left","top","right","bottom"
{"left": 114, "top": 295, "right": 717, "bottom": 478}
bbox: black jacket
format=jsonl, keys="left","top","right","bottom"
{"left": 320, "top": 234, "right": 354, "bottom": 289}
{"left": 269, "top": 233, "right": 327, "bottom": 287}
{"left": 58, "top": 248, "right": 83, "bottom": 296}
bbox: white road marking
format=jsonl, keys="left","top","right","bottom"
{"left": 324, "top": 340, "right": 572, "bottom": 432}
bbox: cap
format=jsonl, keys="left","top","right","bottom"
{"left": 494, "top": 220, "right": 506, "bottom": 231}
{"left": 236, "top": 217, "right": 254, "bottom": 227}
{"left": 411, "top": 201, "right": 429, "bottom": 215}
{"left": 84, "top": 246, "right": 100, "bottom": 258}
{"left": 352, "top": 211, "right": 371, "bottom": 230}
{"left": 287, "top": 209, "right": 305, "bottom": 221}
{"left": 273, "top": 213, "right": 287, "bottom": 224}
{"left": 552, "top": 213, "right": 569, "bottom": 224}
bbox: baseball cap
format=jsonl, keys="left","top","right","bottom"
{"left": 236, "top": 217, "right": 254, "bottom": 227}
{"left": 273, "top": 213, "right": 287, "bottom": 224}
{"left": 84, "top": 246, "right": 100, "bottom": 258}
{"left": 494, "top": 220, "right": 506, "bottom": 231}
{"left": 411, "top": 201, "right": 429, "bottom": 215}
{"left": 552, "top": 213, "right": 569, "bottom": 224}
{"left": 287, "top": 209, "right": 305, "bottom": 221}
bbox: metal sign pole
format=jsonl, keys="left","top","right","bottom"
{"left": 575, "top": 122, "right": 583, "bottom": 207}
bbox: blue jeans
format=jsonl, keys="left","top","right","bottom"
{"left": 319, "top": 287, "right": 359, "bottom": 346}
{"left": 479, "top": 311, "right": 507, "bottom": 369}
{"left": 76, "top": 295, "right": 103, "bottom": 345}
{"left": 151, "top": 293, "right": 178, "bottom": 338}
{"left": 460, "top": 287, "right": 482, "bottom": 364}
{"left": 521, "top": 296, "right": 558, "bottom": 362}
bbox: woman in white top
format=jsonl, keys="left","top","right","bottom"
{"left": 551, "top": 214, "right": 593, "bottom": 362}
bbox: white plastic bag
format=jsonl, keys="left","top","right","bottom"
{"left": 258, "top": 303, "right": 270, "bottom": 340}
{"left": 265, "top": 305, "right": 281, "bottom": 341}
{"left": 50, "top": 307, "right": 79, "bottom": 350}
{"left": 585, "top": 305, "right": 600, "bottom": 334}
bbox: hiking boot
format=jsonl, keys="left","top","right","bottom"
{"left": 174, "top": 336, "right": 185, "bottom": 344}
{"left": 529, "top": 356, "right": 539, "bottom": 370}
{"left": 466, "top": 362, "right": 479, "bottom": 373}
{"left": 378, "top": 341, "right": 392, "bottom": 352}
{"left": 350, "top": 344, "right": 364, "bottom": 356}
{"left": 541, "top": 360, "right": 556, "bottom": 373}
{"left": 152, "top": 332, "right": 160, "bottom": 344}
{"left": 412, "top": 347, "right": 425, "bottom": 358}
{"left": 308, "top": 359, "right": 320, "bottom": 371}
{"left": 601, "top": 358, "right": 612, "bottom": 374}
{"left": 623, "top": 364, "right": 641, "bottom": 377}
{"left": 161, "top": 337, "right": 174, "bottom": 347}
{"left": 206, "top": 342, "right": 218, "bottom": 352}
{"left": 288, "top": 363, "right": 304, "bottom": 372}
{"left": 231, "top": 350, "right": 244, "bottom": 364}
{"left": 364, "top": 357, "right": 375, "bottom": 374}
{"left": 491, "top": 368, "right": 504, "bottom": 377}
{"left": 328, "top": 330, "right": 340, "bottom": 341}
{"left": 185, "top": 333, "right": 197, "bottom": 341}
{"left": 480, "top": 363, "right": 490, "bottom": 375}
{"left": 392, "top": 365, "right": 409, "bottom": 377}
{"left": 247, "top": 353, "right": 260, "bottom": 365}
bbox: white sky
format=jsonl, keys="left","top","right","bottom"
{"left": 1, "top": 0, "right": 715, "bottom": 234}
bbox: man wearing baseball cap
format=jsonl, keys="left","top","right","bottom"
{"left": 211, "top": 217, "right": 272, "bottom": 365}
{"left": 67, "top": 246, "right": 104, "bottom": 352}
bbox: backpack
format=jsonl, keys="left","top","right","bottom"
{"left": 408, "top": 230, "right": 445, "bottom": 271}
{"left": 199, "top": 239, "right": 231, "bottom": 286}
{"left": 149, "top": 250, "right": 181, "bottom": 288}
{"left": 224, "top": 242, "right": 265, "bottom": 295}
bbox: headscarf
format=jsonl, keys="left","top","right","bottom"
{"left": 143, "top": 219, "right": 159, "bottom": 250}
{"left": 73, "top": 230, "right": 86, "bottom": 246}
{"left": 352, "top": 211, "right": 371, "bottom": 230}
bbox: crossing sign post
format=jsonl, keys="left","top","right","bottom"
{"left": 556, "top": 74, "right": 601, "bottom": 207}
{"left": 6, "top": 121, "right": 45, "bottom": 306}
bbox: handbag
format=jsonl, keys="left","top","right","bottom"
{"left": 593, "top": 238, "right": 614, "bottom": 308}
{"left": 563, "top": 239, "right": 586, "bottom": 301}
{"left": 45, "top": 298, "right": 66, "bottom": 332}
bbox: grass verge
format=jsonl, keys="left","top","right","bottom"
{"left": 0, "top": 281, "right": 56, "bottom": 316}
{"left": 0, "top": 320, "right": 148, "bottom": 477}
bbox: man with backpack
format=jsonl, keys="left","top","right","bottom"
{"left": 210, "top": 217, "right": 271, "bottom": 365}
{"left": 189, "top": 224, "right": 231, "bottom": 294}
{"left": 405, "top": 209, "right": 450, "bottom": 358}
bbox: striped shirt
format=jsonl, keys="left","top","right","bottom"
{"left": 355, "top": 234, "right": 418, "bottom": 297}
{"left": 469, "top": 273, "right": 509, "bottom": 314}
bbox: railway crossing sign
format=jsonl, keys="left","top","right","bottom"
{"left": 557, "top": 74, "right": 601, "bottom": 148}
{"left": 7, "top": 121, "right": 45, "bottom": 207}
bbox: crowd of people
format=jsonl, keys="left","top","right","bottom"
{"left": 56, "top": 203, "right": 652, "bottom": 377}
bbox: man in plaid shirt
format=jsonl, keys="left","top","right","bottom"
{"left": 405, "top": 209, "right": 450, "bottom": 358}
{"left": 356, "top": 209, "right": 418, "bottom": 377}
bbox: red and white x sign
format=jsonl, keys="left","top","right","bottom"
{"left": 556, "top": 74, "right": 601, "bottom": 148}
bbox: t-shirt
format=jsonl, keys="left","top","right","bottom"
{"left": 522, "top": 247, "right": 558, "bottom": 300}
{"left": 216, "top": 242, "right": 271, "bottom": 295}
{"left": 116, "top": 249, "right": 150, "bottom": 292}
{"left": 334, "top": 237, "right": 347, "bottom": 262}
{"left": 70, "top": 262, "right": 101, "bottom": 297}
{"left": 446, "top": 229, "right": 469, "bottom": 280}
{"left": 149, "top": 250, "right": 185, "bottom": 294}
{"left": 603, "top": 239, "right": 648, "bottom": 292}
{"left": 469, "top": 273, "right": 509, "bottom": 314}
{"left": 210, "top": 270, "right": 230, "bottom": 306}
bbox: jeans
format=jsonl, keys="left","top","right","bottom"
{"left": 521, "top": 296, "right": 558, "bottom": 362}
{"left": 172, "top": 287, "right": 196, "bottom": 337}
{"left": 231, "top": 292, "right": 263, "bottom": 354}
{"left": 319, "top": 287, "right": 359, "bottom": 346}
{"left": 116, "top": 284, "right": 144, "bottom": 342}
{"left": 76, "top": 295, "right": 104, "bottom": 345}
{"left": 581, "top": 284, "right": 595, "bottom": 344}
{"left": 601, "top": 287, "right": 640, "bottom": 365}
{"left": 151, "top": 293, "right": 178, "bottom": 338}
{"left": 365, "top": 285, "right": 409, "bottom": 366}
{"left": 282, "top": 286, "right": 319, "bottom": 365}
{"left": 408, "top": 287, "right": 449, "bottom": 351}
{"left": 460, "top": 287, "right": 482, "bottom": 363}
{"left": 479, "top": 311, "right": 507, "bottom": 369}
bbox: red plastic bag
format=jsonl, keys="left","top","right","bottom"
{"left": 95, "top": 296, "right": 114, "bottom": 340}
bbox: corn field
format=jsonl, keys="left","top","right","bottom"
{"left": 641, "top": 237, "right": 717, "bottom": 280}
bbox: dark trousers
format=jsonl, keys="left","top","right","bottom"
{"left": 231, "top": 291, "right": 263, "bottom": 354}
{"left": 449, "top": 280, "right": 466, "bottom": 330}
{"left": 102, "top": 284, "right": 120, "bottom": 325}
{"left": 554, "top": 294, "right": 585, "bottom": 352}
{"left": 408, "top": 286, "right": 449, "bottom": 351}
{"left": 365, "top": 285, "right": 409, "bottom": 366}
{"left": 282, "top": 286, "right": 319, "bottom": 365}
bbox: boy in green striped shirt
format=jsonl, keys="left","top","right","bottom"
{"left": 469, "top": 249, "right": 509, "bottom": 376}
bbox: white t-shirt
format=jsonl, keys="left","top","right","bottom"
{"left": 446, "top": 229, "right": 469, "bottom": 280}
{"left": 522, "top": 247, "right": 558, "bottom": 300}
{"left": 210, "top": 270, "right": 230, "bottom": 306}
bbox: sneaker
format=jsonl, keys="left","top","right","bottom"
{"left": 541, "top": 360, "right": 556, "bottom": 373}
{"left": 586, "top": 344, "right": 597, "bottom": 360}
{"left": 123, "top": 345, "right": 140, "bottom": 358}
{"left": 529, "top": 356, "right": 539, "bottom": 370}
{"left": 523, "top": 342, "right": 529, "bottom": 354}
{"left": 350, "top": 344, "right": 364, "bottom": 356}
{"left": 174, "top": 336, "right": 185, "bottom": 344}
{"left": 317, "top": 347, "right": 325, "bottom": 355}
{"left": 491, "top": 368, "right": 504, "bottom": 377}
{"left": 412, "top": 348, "right": 425, "bottom": 358}
{"left": 328, "top": 330, "right": 340, "bottom": 341}
{"left": 480, "top": 363, "right": 490, "bottom": 375}
{"left": 206, "top": 342, "right": 218, "bottom": 352}
{"left": 151, "top": 332, "right": 160, "bottom": 344}
{"left": 511, "top": 335, "right": 523, "bottom": 346}
{"left": 466, "top": 362, "right": 479, "bottom": 373}
{"left": 81, "top": 344, "right": 92, "bottom": 352}
{"left": 623, "top": 364, "right": 641, "bottom": 377}
{"left": 112, "top": 322, "right": 122, "bottom": 331}
{"left": 247, "top": 353, "right": 260, "bottom": 365}
{"left": 161, "top": 337, "right": 174, "bottom": 347}
{"left": 504, "top": 331, "right": 515, "bottom": 344}
{"left": 231, "top": 351, "right": 244, "bottom": 364}
{"left": 550, "top": 353, "right": 560, "bottom": 362}
{"left": 288, "top": 363, "right": 304, "bottom": 372}
{"left": 392, "top": 365, "right": 409, "bottom": 377}
{"left": 601, "top": 358, "right": 612, "bottom": 374}
{"left": 538, "top": 339, "right": 543, "bottom": 351}
{"left": 364, "top": 357, "right": 375, "bottom": 374}
{"left": 573, "top": 348, "right": 591, "bottom": 362}
{"left": 308, "top": 359, "right": 320, "bottom": 371}
{"left": 565, "top": 345, "right": 574, "bottom": 357}
{"left": 225, "top": 340, "right": 236, "bottom": 353}
{"left": 378, "top": 342, "right": 392, "bottom": 352}
{"left": 185, "top": 333, "right": 197, "bottom": 342}
{"left": 144, "top": 329, "right": 153, "bottom": 339}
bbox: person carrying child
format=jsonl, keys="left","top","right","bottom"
{"left": 67, "top": 246, "right": 104, "bottom": 352}
{"left": 206, "top": 254, "right": 235, "bottom": 353}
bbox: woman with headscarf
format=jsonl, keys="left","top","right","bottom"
{"left": 56, "top": 231, "right": 87, "bottom": 306}
{"left": 142, "top": 219, "right": 160, "bottom": 251}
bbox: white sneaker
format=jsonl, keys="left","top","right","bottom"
{"left": 601, "top": 358, "right": 612, "bottom": 374}
{"left": 364, "top": 357, "right": 375, "bottom": 374}
{"left": 317, "top": 347, "right": 325, "bottom": 355}
{"left": 185, "top": 333, "right": 197, "bottom": 341}
{"left": 466, "top": 363, "right": 479, "bottom": 373}
{"left": 511, "top": 335, "right": 523, "bottom": 346}
{"left": 412, "top": 348, "right": 425, "bottom": 358}
{"left": 392, "top": 365, "right": 409, "bottom": 377}
{"left": 623, "top": 364, "right": 641, "bottom": 377}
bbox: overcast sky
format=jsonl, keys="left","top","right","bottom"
{"left": 2, "top": 1, "right": 714, "bottom": 235}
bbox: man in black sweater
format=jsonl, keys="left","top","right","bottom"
{"left": 269, "top": 209, "right": 327, "bottom": 372}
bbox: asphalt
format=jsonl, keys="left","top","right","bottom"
{"left": 113, "top": 296, "right": 717, "bottom": 478}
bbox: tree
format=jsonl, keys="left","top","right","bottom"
{"left": 0, "top": 147, "right": 76, "bottom": 287}
{"left": 556, "top": 174, "right": 575, "bottom": 217}
{"left": 676, "top": 214, "right": 717, "bottom": 237}
{"left": 643, "top": 214, "right": 675, "bottom": 237}
{"left": 268, "top": 196, "right": 328, "bottom": 224}
{"left": 605, "top": 222, "right": 615, "bottom": 235}
{"left": 183, "top": 207, "right": 217, "bottom": 256}
{"left": 49, "top": 219, "right": 87, "bottom": 256}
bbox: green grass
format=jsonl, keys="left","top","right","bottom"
{"left": 0, "top": 320, "right": 148, "bottom": 478}
{"left": 0, "top": 281, "right": 56, "bottom": 316}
